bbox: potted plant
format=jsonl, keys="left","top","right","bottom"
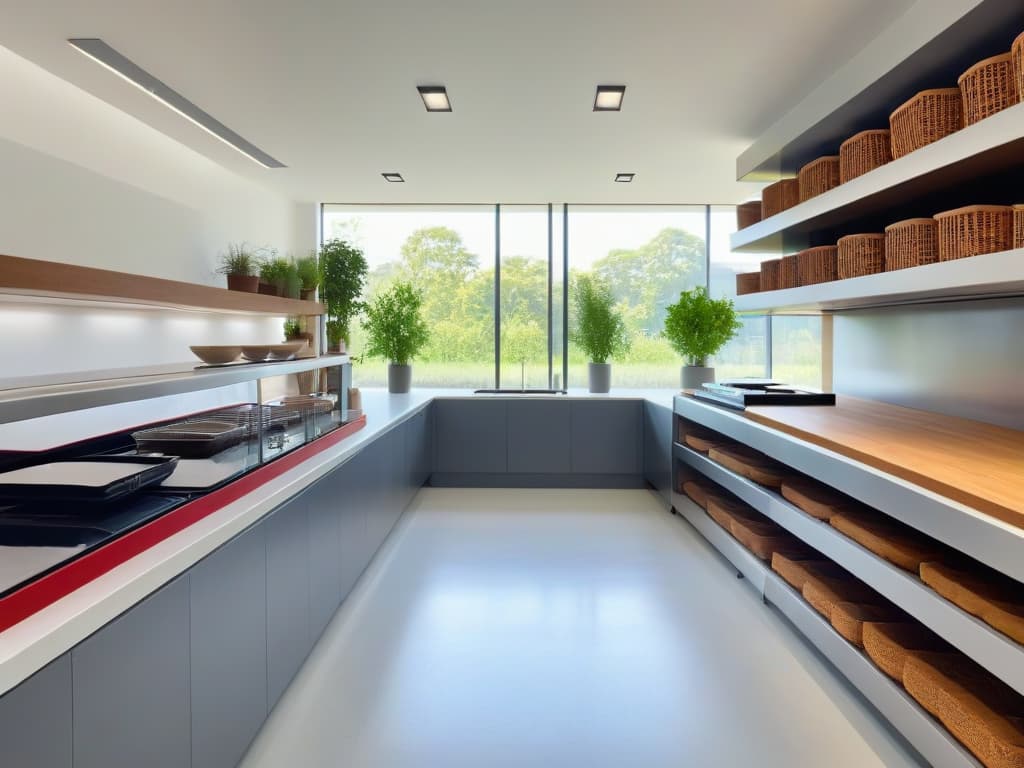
{"left": 217, "top": 243, "right": 259, "bottom": 293}
{"left": 259, "top": 256, "right": 299, "bottom": 298}
{"left": 295, "top": 253, "right": 320, "bottom": 300}
{"left": 283, "top": 317, "right": 303, "bottom": 341}
{"left": 570, "top": 275, "right": 630, "bottom": 393}
{"left": 319, "top": 239, "right": 368, "bottom": 353}
{"left": 663, "top": 287, "right": 742, "bottom": 390}
{"left": 361, "top": 281, "right": 429, "bottom": 393}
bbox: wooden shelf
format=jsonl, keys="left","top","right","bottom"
{"left": 733, "top": 248, "right": 1024, "bottom": 314}
{"left": 0, "top": 254, "right": 325, "bottom": 316}
{"left": 732, "top": 104, "right": 1024, "bottom": 253}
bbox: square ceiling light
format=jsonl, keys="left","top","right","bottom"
{"left": 594, "top": 85, "right": 626, "bottom": 111}
{"left": 382, "top": 172, "right": 405, "bottom": 182}
{"left": 417, "top": 85, "right": 452, "bottom": 112}
{"left": 614, "top": 173, "right": 635, "bottom": 182}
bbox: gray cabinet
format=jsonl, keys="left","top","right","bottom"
{"left": 190, "top": 524, "right": 268, "bottom": 768}
{"left": 72, "top": 578, "right": 190, "bottom": 768}
{"left": 266, "top": 495, "right": 312, "bottom": 709}
{"left": 405, "top": 406, "right": 432, "bottom": 495}
{"left": 365, "top": 426, "right": 404, "bottom": 554}
{"left": 0, "top": 654, "right": 72, "bottom": 768}
{"left": 434, "top": 399, "right": 508, "bottom": 473}
{"left": 507, "top": 400, "right": 572, "bottom": 474}
{"left": 307, "top": 472, "right": 346, "bottom": 638}
{"left": 643, "top": 400, "right": 673, "bottom": 507}
{"left": 570, "top": 400, "right": 643, "bottom": 475}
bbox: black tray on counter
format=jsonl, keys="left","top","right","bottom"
{"left": 132, "top": 419, "right": 248, "bottom": 458}
{"left": 692, "top": 381, "right": 836, "bottom": 410}
{"left": 0, "top": 455, "right": 179, "bottom": 504}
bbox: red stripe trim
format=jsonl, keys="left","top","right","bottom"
{"left": 0, "top": 416, "right": 366, "bottom": 633}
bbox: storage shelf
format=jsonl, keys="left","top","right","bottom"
{"left": 0, "top": 254, "right": 325, "bottom": 316}
{"left": 763, "top": 573, "right": 982, "bottom": 768}
{"left": 733, "top": 248, "right": 1024, "bottom": 314}
{"left": 674, "top": 396, "right": 1024, "bottom": 584}
{"left": 0, "top": 355, "right": 349, "bottom": 425}
{"left": 675, "top": 442, "right": 1024, "bottom": 695}
{"left": 733, "top": 103, "right": 1024, "bottom": 253}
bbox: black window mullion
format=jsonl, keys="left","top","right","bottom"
{"left": 562, "top": 204, "right": 569, "bottom": 392}
{"left": 494, "top": 203, "right": 501, "bottom": 389}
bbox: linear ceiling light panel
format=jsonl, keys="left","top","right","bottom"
{"left": 594, "top": 85, "right": 625, "bottom": 111}
{"left": 417, "top": 85, "right": 452, "bottom": 112}
{"left": 67, "top": 38, "right": 285, "bottom": 168}
{"left": 382, "top": 172, "right": 405, "bottom": 182}
{"left": 614, "top": 173, "right": 635, "bottom": 182}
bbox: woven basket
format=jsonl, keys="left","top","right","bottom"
{"left": 889, "top": 88, "right": 963, "bottom": 158}
{"left": 829, "top": 507, "right": 944, "bottom": 572}
{"left": 802, "top": 574, "right": 881, "bottom": 621}
{"left": 838, "top": 234, "right": 885, "bottom": 278}
{"left": 761, "top": 179, "right": 800, "bottom": 219}
{"left": 935, "top": 205, "right": 1014, "bottom": 261}
{"left": 780, "top": 254, "right": 799, "bottom": 289}
{"left": 737, "top": 201, "right": 762, "bottom": 230}
{"left": 839, "top": 130, "right": 892, "bottom": 183}
{"left": 862, "top": 622, "right": 951, "bottom": 683}
{"left": 760, "top": 258, "right": 782, "bottom": 291}
{"left": 798, "top": 156, "right": 841, "bottom": 202}
{"left": 780, "top": 477, "right": 856, "bottom": 522}
{"left": 771, "top": 552, "right": 847, "bottom": 592}
{"left": 1014, "top": 204, "right": 1024, "bottom": 250}
{"left": 797, "top": 245, "right": 838, "bottom": 286}
{"left": 736, "top": 272, "right": 760, "bottom": 295}
{"left": 885, "top": 218, "right": 939, "bottom": 270}
{"left": 920, "top": 561, "right": 1024, "bottom": 645}
{"left": 1015, "top": 32, "right": 1024, "bottom": 101}
{"left": 831, "top": 601, "right": 904, "bottom": 648}
{"left": 958, "top": 52, "right": 1020, "bottom": 126}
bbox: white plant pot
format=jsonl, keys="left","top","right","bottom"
{"left": 681, "top": 365, "right": 715, "bottom": 391}
{"left": 588, "top": 362, "right": 611, "bottom": 393}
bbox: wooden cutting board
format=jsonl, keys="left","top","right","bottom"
{"left": 739, "top": 396, "right": 1024, "bottom": 531}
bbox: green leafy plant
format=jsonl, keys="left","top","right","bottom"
{"left": 217, "top": 243, "right": 257, "bottom": 276}
{"left": 258, "top": 256, "right": 301, "bottom": 298}
{"left": 295, "top": 253, "right": 320, "bottom": 292}
{"left": 662, "top": 287, "right": 742, "bottom": 366}
{"left": 283, "top": 317, "right": 302, "bottom": 340}
{"left": 570, "top": 275, "right": 630, "bottom": 364}
{"left": 319, "top": 239, "right": 369, "bottom": 346}
{"left": 361, "top": 281, "right": 429, "bottom": 365}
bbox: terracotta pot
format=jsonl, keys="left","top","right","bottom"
{"left": 300, "top": 288, "right": 316, "bottom": 301}
{"left": 226, "top": 274, "right": 259, "bottom": 293}
{"left": 258, "top": 282, "right": 279, "bottom": 296}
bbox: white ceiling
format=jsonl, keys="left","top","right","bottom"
{"left": 0, "top": 0, "right": 916, "bottom": 205}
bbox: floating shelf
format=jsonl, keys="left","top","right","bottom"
{"left": 675, "top": 443, "right": 1024, "bottom": 695}
{"left": 733, "top": 248, "right": 1024, "bottom": 314}
{"left": 0, "top": 254, "right": 325, "bottom": 316}
{"left": 0, "top": 355, "right": 349, "bottom": 425}
{"left": 733, "top": 104, "right": 1024, "bottom": 253}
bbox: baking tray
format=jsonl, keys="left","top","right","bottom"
{"left": 0, "top": 456, "right": 178, "bottom": 503}
{"left": 132, "top": 419, "right": 247, "bottom": 458}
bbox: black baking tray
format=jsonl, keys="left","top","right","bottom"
{"left": 132, "top": 419, "right": 247, "bottom": 458}
{"left": 693, "top": 381, "right": 836, "bottom": 410}
{"left": 0, "top": 455, "right": 179, "bottom": 503}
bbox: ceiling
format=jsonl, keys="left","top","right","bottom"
{"left": 0, "top": 0, "right": 916, "bottom": 205}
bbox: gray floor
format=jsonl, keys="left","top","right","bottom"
{"left": 241, "top": 488, "right": 921, "bottom": 768}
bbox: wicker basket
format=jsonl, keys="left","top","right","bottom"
{"left": 889, "top": 88, "right": 963, "bottom": 158}
{"left": 935, "top": 205, "right": 1014, "bottom": 261}
{"left": 760, "top": 258, "right": 782, "bottom": 291}
{"left": 885, "top": 218, "right": 939, "bottom": 270}
{"left": 736, "top": 272, "right": 760, "bottom": 295}
{"left": 958, "top": 52, "right": 1020, "bottom": 126}
{"left": 798, "top": 156, "right": 841, "bottom": 202}
{"left": 761, "top": 179, "right": 800, "bottom": 219}
{"left": 837, "top": 234, "right": 885, "bottom": 278}
{"left": 771, "top": 552, "right": 847, "bottom": 592}
{"left": 797, "top": 246, "right": 838, "bottom": 286}
{"left": 737, "top": 201, "right": 762, "bottom": 230}
{"left": 1015, "top": 32, "right": 1024, "bottom": 102}
{"left": 780, "top": 254, "right": 799, "bottom": 289}
{"left": 839, "top": 130, "right": 892, "bottom": 183}
{"left": 920, "top": 561, "right": 1024, "bottom": 645}
{"left": 1014, "top": 204, "right": 1024, "bottom": 250}
{"left": 830, "top": 507, "right": 944, "bottom": 572}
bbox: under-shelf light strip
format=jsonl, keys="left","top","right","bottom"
{"left": 67, "top": 38, "right": 286, "bottom": 169}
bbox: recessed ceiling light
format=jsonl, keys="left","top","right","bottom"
{"left": 382, "top": 172, "right": 405, "bottom": 183}
{"left": 417, "top": 85, "right": 452, "bottom": 112}
{"left": 67, "top": 38, "right": 285, "bottom": 168}
{"left": 615, "top": 173, "right": 635, "bottom": 183}
{"left": 594, "top": 85, "right": 626, "bottom": 111}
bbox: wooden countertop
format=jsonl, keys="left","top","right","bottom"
{"left": 740, "top": 397, "right": 1024, "bottom": 529}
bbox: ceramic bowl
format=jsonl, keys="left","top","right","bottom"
{"left": 267, "top": 342, "right": 305, "bottom": 361}
{"left": 190, "top": 345, "right": 242, "bottom": 365}
{"left": 241, "top": 345, "right": 271, "bottom": 362}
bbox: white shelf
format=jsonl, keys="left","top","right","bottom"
{"left": 763, "top": 574, "right": 982, "bottom": 768}
{"left": 733, "top": 248, "right": 1024, "bottom": 314}
{"left": 733, "top": 104, "right": 1024, "bottom": 253}
{"left": 673, "top": 396, "right": 1024, "bottom": 585}
{"left": 675, "top": 442, "right": 1024, "bottom": 695}
{"left": 0, "top": 355, "right": 349, "bottom": 425}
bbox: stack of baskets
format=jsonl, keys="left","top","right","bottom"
{"left": 934, "top": 206, "right": 1014, "bottom": 261}
{"left": 958, "top": 53, "right": 1019, "bottom": 126}
{"left": 889, "top": 89, "right": 963, "bottom": 158}
{"left": 798, "top": 156, "right": 841, "bottom": 202}
{"left": 840, "top": 130, "right": 892, "bottom": 183}
{"left": 837, "top": 234, "right": 886, "bottom": 278}
{"left": 760, "top": 179, "right": 800, "bottom": 219}
{"left": 885, "top": 219, "right": 939, "bottom": 271}
{"left": 736, "top": 201, "right": 763, "bottom": 230}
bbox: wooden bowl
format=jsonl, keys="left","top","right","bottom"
{"left": 190, "top": 345, "right": 241, "bottom": 365}
{"left": 241, "top": 345, "right": 271, "bottom": 362}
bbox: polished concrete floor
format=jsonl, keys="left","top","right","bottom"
{"left": 241, "top": 488, "right": 921, "bottom": 768}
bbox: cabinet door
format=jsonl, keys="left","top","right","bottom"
{"left": 434, "top": 400, "right": 508, "bottom": 474}
{"left": 507, "top": 400, "right": 571, "bottom": 474}
{"left": 0, "top": 655, "right": 72, "bottom": 768}
{"left": 190, "top": 525, "right": 268, "bottom": 768}
{"left": 365, "top": 426, "right": 401, "bottom": 553}
{"left": 644, "top": 401, "right": 673, "bottom": 505}
{"left": 336, "top": 455, "right": 369, "bottom": 603}
{"left": 73, "top": 578, "right": 190, "bottom": 768}
{"left": 570, "top": 400, "right": 643, "bottom": 475}
{"left": 266, "top": 495, "right": 312, "bottom": 709}
{"left": 404, "top": 408, "right": 431, "bottom": 497}
{"left": 308, "top": 473, "right": 345, "bottom": 638}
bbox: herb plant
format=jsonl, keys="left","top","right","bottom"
{"left": 217, "top": 243, "right": 257, "bottom": 276}
{"left": 319, "top": 239, "right": 369, "bottom": 346}
{"left": 570, "top": 275, "right": 630, "bottom": 364}
{"left": 361, "top": 282, "right": 429, "bottom": 365}
{"left": 662, "top": 287, "right": 742, "bottom": 366}
{"left": 283, "top": 317, "right": 302, "bottom": 340}
{"left": 295, "top": 253, "right": 320, "bottom": 292}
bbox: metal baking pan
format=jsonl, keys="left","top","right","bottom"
{"left": 132, "top": 419, "right": 247, "bottom": 458}
{"left": 0, "top": 456, "right": 179, "bottom": 503}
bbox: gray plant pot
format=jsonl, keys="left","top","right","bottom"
{"left": 681, "top": 365, "right": 715, "bottom": 391}
{"left": 588, "top": 362, "right": 611, "bottom": 394}
{"left": 388, "top": 363, "right": 412, "bottom": 394}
